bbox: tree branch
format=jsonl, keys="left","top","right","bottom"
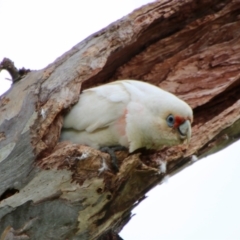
{"left": 0, "top": 58, "right": 30, "bottom": 82}
{"left": 0, "top": 0, "right": 240, "bottom": 239}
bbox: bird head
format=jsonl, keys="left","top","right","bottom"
{"left": 146, "top": 92, "right": 193, "bottom": 148}
{"left": 165, "top": 114, "right": 192, "bottom": 144}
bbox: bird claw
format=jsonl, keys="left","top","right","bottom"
{"left": 100, "top": 146, "right": 128, "bottom": 172}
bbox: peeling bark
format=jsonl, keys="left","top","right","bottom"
{"left": 1, "top": 0, "right": 240, "bottom": 239}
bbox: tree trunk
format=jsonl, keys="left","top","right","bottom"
{"left": 1, "top": 0, "right": 240, "bottom": 239}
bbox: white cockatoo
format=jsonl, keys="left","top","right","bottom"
{"left": 61, "top": 80, "right": 193, "bottom": 153}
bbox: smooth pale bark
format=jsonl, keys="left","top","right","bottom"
{"left": 0, "top": 0, "right": 240, "bottom": 239}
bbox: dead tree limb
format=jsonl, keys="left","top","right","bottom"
{"left": 0, "top": 0, "right": 240, "bottom": 239}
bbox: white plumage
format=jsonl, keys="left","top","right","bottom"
{"left": 61, "top": 80, "right": 193, "bottom": 152}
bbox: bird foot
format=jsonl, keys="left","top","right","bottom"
{"left": 100, "top": 146, "right": 128, "bottom": 172}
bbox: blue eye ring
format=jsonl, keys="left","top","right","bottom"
{"left": 166, "top": 114, "right": 175, "bottom": 127}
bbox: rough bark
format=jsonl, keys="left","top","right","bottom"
{"left": 1, "top": 0, "right": 240, "bottom": 239}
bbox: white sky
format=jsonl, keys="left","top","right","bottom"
{"left": 1, "top": 1, "right": 240, "bottom": 239}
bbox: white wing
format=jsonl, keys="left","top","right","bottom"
{"left": 63, "top": 82, "right": 130, "bottom": 132}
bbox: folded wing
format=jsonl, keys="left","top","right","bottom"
{"left": 63, "top": 83, "right": 130, "bottom": 133}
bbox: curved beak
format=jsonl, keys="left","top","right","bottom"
{"left": 178, "top": 120, "right": 191, "bottom": 143}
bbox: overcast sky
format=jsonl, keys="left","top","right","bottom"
{"left": 1, "top": 1, "right": 240, "bottom": 239}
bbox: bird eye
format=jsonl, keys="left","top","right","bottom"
{"left": 166, "top": 114, "right": 175, "bottom": 127}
